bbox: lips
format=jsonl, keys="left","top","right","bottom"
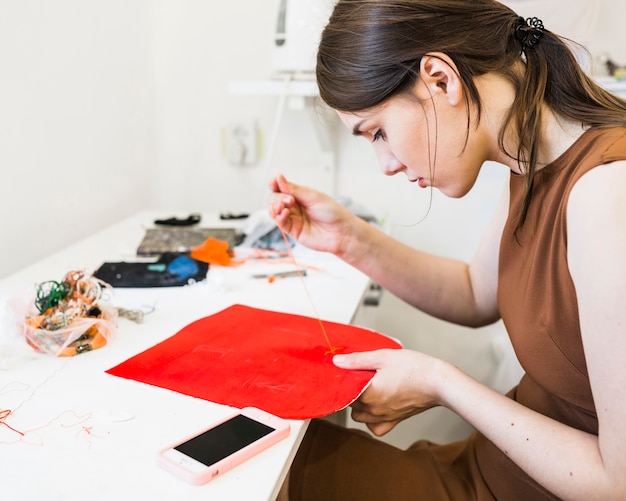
{"left": 418, "top": 178, "right": 429, "bottom": 188}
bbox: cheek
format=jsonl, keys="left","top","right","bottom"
{"left": 392, "top": 137, "right": 428, "bottom": 172}
{"left": 392, "top": 122, "right": 430, "bottom": 164}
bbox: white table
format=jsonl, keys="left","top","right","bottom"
{"left": 0, "top": 211, "right": 369, "bottom": 501}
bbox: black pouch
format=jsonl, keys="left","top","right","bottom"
{"left": 94, "top": 253, "right": 208, "bottom": 288}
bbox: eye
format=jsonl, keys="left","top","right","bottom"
{"left": 372, "top": 129, "right": 385, "bottom": 142}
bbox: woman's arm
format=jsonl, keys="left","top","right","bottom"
{"left": 338, "top": 161, "right": 626, "bottom": 500}
{"left": 338, "top": 343, "right": 622, "bottom": 500}
{"left": 563, "top": 160, "right": 626, "bottom": 499}
{"left": 270, "top": 174, "right": 507, "bottom": 327}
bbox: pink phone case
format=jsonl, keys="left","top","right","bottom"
{"left": 157, "top": 407, "right": 290, "bottom": 485}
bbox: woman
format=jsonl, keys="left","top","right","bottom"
{"left": 270, "top": 1, "right": 626, "bottom": 500}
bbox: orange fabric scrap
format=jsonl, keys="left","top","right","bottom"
{"left": 190, "top": 237, "right": 233, "bottom": 266}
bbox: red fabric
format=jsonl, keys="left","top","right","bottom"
{"left": 106, "top": 304, "right": 401, "bottom": 419}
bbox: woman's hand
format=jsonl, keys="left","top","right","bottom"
{"left": 334, "top": 349, "right": 447, "bottom": 436}
{"left": 268, "top": 174, "right": 356, "bottom": 255}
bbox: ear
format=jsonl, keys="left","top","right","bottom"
{"left": 416, "top": 53, "right": 463, "bottom": 106}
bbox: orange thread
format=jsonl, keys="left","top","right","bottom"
{"left": 277, "top": 226, "right": 343, "bottom": 355}
{"left": 78, "top": 426, "right": 94, "bottom": 439}
{"left": 0, "top": 409, "right": 25, "bottom": 436}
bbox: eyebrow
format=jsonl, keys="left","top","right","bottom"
{"left": 351, "top": 119, "right": 367, "bottom": 137}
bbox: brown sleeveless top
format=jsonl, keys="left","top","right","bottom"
{"left": 474, "top": 127, "right": 626, "bottom": 500}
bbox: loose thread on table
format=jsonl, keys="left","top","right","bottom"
{"left": 0, "top": 382, "right": 30, "bottom": 396}
{"left": 277, "top": 226, "right": 342, "bottom": 355}
{"left": 9, "top": 361, "right": 69, "bottom": 415}
{"left": 0, "top": 409, "right": 25, "bottom": 436}
{"left": 0, "top": 408, "right": 97, "bottom": 447}
{"left": 0, "top": 365, "right": 83, "bottom": 445}
{"left": 26, "top": 410, "right": 94, "bottom": 447}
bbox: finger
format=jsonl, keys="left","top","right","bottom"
{"left": 333, "top": 350, "right": 388, "bottom": 371}
{"left": 367, "top": 420, "right": 400, "bottom": 437}
{"left": 350, "top": 407, "right": 400, "bottom": 435}
{"left": 274, "top": 173, "right": 292, "bottom": 194}
{"left": 269, "top": 174, "right": 291, "bottom": 198}
{"left": 270, "top": 193, "right": 295, "bottom": 217}
{"left": 273, "top": 208, "right": 293, "bottom": 229}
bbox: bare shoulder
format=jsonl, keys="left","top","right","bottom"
{"left": 566, "top": 159, "right": 626, "bottom": 311}
{"left": 567, "top": 160, "right": 626, "bottom": 229}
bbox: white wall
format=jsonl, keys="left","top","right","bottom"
{"left": 148, "top": 1, "right": 277, "bottom": 213}
{"left": 594, "top": 0, "right": 626, "bottom": 65}
{"left": 0, "top": 1, "right": 157, "bottom": 279}
{"left": 148, "top": 0, "right": 335, "bottom": 213}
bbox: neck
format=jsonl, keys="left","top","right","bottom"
{"left": 475, "top": 74, "right": 586, "bottom": 174}
{"left": 535, "top": 111, "right": 587, "bottom": 169}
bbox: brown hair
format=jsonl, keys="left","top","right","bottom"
{"left": 317, "top": 0, "right": 626, "bottom": 231}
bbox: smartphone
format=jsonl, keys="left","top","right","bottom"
{"left": 157, "top": 407, "right": 290, "bottom": 485}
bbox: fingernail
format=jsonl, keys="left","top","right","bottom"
{"left": 333, "top": 355, "right": 347, "bottom": 366}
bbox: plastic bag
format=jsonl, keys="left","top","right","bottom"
{"left": 23, "top": 271, "right": 117, "bottom": 357}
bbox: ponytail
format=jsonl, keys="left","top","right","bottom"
{"left": 506, "top": 17, "right": 626, "bottom": 230}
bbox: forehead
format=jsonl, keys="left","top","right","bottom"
{"left": 336, "top": 105, "right": 384, "bottom": 131}
{"left": 336, "top": 111, "right": 365, "bottom": 129}
{"left": 336, "top": 97, "right": 403, "bottom": 132}
{"left": 339, "top": 90, "right": 419, "bottom": 119}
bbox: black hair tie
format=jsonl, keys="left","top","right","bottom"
{"left": 515, "top": 16, "right": 544, "bottom": 50}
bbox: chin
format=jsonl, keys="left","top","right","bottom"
{"left": 439, "top": 185, "right": 472, "bottom": 199}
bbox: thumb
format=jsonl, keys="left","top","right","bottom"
{"left": 333, "top": 350, "right": 387, "bottom": 371}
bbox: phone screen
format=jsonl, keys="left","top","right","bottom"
{"left": 174, "top": 414, "right": 275, "bottom": 467}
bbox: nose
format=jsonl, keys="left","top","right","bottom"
{"left": 378, "top": 152, "right": 405, "bottom": 177}
{"left": 372, "top": 142, "right": 405, "bottom": 176}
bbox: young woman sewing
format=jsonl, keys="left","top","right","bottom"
{"left": 271, "top": 1, "right": 626, "bottom": 499}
